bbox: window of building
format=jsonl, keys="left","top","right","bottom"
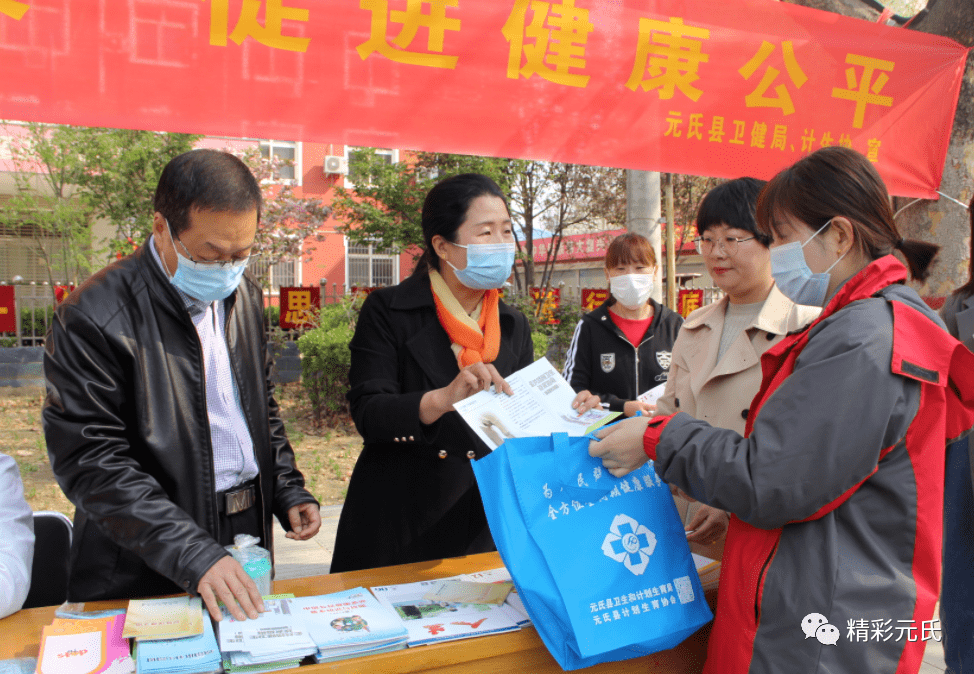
{"left": 0, "top": 224, "right": 82, "bottom": 285}
{"left": 347, "top": 240, "right": 397, "bottom": 288}
{"left": 248, "top": 257, "right": 297, "bottom": 293}
{"left": 259, "top": 140, "right": 300, "bottom": 182}
{"left": 345, "top": 147, "right": 398, "bottom": 187}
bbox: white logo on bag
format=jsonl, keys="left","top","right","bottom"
{"left": 656, "top": 351, "right": 672, "bottom": 369}
{"left": 600, "top": 353, "right": 615, "bottom": 372}
{"left": 601, "top": 514, "right": 656, "bottom": 575}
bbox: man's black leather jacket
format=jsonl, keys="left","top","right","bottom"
{"left": 43, "top": 244, "right": 317, "bottom": 601}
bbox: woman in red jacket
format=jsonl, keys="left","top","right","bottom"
{"left": 590, "top": 147, "right": 974, "bottom": 674}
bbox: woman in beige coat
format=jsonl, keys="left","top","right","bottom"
{"left": 656, "top": 178, "right": 820, "bottom": 549}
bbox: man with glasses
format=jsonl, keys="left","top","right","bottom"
{"left": 43, "top": 149, "right": 320, "bottom": 622}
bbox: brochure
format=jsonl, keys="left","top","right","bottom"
{"left": 637, "top": 382, "right": 667, "bottom": 407}
{"left": 370, "top": 578, "right": 521, "bottom": 647}
{"left": 422, "top": 580, "right": 513, "bottom": 606}
{"left": 459, "top": 568, "right": 531, "bottom": 627}
{"left": 290, "top": 588, "right": 408, "bottom": 661}
{"left": 692, "top": 553, "right": 721, "bottom": 592}
{"left": 453, "top": 358, "right": 619, "bottom": 450}
{"left": 217, "top": 598, "right": 317, "bottom": 673}
{"left": 37, "top": 614, "right": 134, "bottom": 674}
{"left": 123, "top": 596, "right": 204, "bottom": 641}
{"left": 133, "top": 615, "right": 221, "bottom": 674}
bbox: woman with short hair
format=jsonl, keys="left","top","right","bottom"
{"left": 655, "top": 178, "right": 819, "bottom": 546}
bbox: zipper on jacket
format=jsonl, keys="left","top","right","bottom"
{"left": 754, "top": 541, "right": 778, "bottom": 623}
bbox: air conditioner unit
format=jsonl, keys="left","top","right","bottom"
{"left": 324, "top": 155, "right": 348, "bottom": 175}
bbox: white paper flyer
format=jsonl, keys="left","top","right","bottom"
{"left": 453, "top": 358, "right": 619, "bottom": 450}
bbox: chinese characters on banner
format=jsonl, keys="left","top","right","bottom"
{"left": 581, "top": 289, "right": 608, "bottom": 311}
{"left": 279, "top": 286, "right": 320, "bottom": 329}
{"left": 0, "top": 286, "right": 15, "bottom": 333}
{"left": 530, "top": 287, "right": 560, "bottom": 324}
{"left": 678, "top": 289, "right": 704, "bottom": 318}
{"left": 0, "top": 1, "right": 967, "bottom": 197}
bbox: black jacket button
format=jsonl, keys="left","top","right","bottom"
{"left": 766, "top": 332, "right": 775, "bottom": 341}
{"left": 674, "top": 398, "right": 680, "bottom": 408}
{"left": 741, "top": 409, "right": 749, "bottom": 419}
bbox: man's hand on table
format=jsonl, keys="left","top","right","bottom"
{"left": 285, "top": 502, "right": 321, "bottom": 540}
{"left": 198, "top": 556, "right": 265, "bottom": 622}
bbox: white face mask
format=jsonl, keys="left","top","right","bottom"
{"left": 610, "top": 274, "right": 654, "bottom": 309}
{"left": 769, "top": 220, "right": 847, "bottom": 307}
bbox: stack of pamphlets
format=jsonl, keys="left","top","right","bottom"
{"left": 370, "top": 578, "right": 521, "bottom": 647}
{"left": 460, "top": 568, "right": 532, "bottom": 627}
{"left": 291, "top": 588, "right": 408, "bottom": 663}
{"left": 36, "top": 613, "right": 134, "bottom": 674}
{"left": 217, "top": 597, "right": 317, "bottom": 673}
{"left": 125, "top": 597, "right": 220, "bottom": 674}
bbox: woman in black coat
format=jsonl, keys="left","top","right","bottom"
{"left": 331, "top": 173, "right": 597, "bottom": 573}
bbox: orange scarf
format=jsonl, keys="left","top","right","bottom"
{"left": 429, "top": 270, "right": 501, "bottom": 368}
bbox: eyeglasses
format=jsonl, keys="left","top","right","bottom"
{"left": 168, "top": 221, "right": 255, "bottom": 269}
{"left": 694, "top": 235, "right": 756, "bottom": 256}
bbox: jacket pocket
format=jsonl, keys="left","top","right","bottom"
{"left": 754, "top": 540, "right": 779, "bottom": 624}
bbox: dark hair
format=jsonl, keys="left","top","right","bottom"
{"left": 603, "top": 233, "right": 656, "bottom": 308}
{"left": 756, "top": 146, "right": 939, "bottom": 281}
{"left": 154, "top": 150, "right": 262, "bottom": 236}
{"left": 953, "top": 192, "right": 974, "bottom": 298}
{"left": 412, "top": 173, "right": 508, "bottom": 277}
{"left": 696, "top": 177, "right": 769, "bottom": 246}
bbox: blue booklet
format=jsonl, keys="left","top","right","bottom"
{"left": 135, "top": 615, "right": 222, "bottom": 674}
{"left": 291, "top": 588, "right": 408, "bottom": 658}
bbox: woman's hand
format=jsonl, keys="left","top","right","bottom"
{"left": 419, "top": 362, "right": 512, "bottom": 425}
{"left": 588, "top": 416, "right": 651, "bottom": 477}
{"left": 571, "top": 390, "right": 602, "bottom": 415}
{"left": 623, "top": 400, "right": 656, "bottom": 417}
{"left": 685, "top": 505, "right": 729, "bottom": 545}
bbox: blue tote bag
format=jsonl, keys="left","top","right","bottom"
{"left": 473, "top": 432, "right": 712, "bottom": 671}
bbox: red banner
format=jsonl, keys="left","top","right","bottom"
{"left": 0, "top": 2, "right": 966, "bottom": 197}
{"left": 678, "top": 289, "right": 705, "bottom": 317}
{"left": 581, "top": 288, "right": 609, "bottom": 311}
{"left": 0, "top": 286, "right": 15, "bottom": 332}
{"left": 279, "top": 285, "right": 319, "bottom": 329}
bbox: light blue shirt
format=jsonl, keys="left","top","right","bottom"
{"left": 149, "top": 236, "right": 259, "bottom": 492}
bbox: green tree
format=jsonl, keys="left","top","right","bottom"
{"left": 331, "top": 149, "right": 519, "bottom": 256}
{"left": 1, "top": 123, "right": 98, "bottom": 298}
{"left": 227, "top": 145, "right": 332, "bottom": 285}
{"left": 69, "top": 127, "right": 201, "bottom": 258}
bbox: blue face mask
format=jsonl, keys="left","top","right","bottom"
{"left": 164, "top": 220, "right": 249, "bottom": 302}
{"left": 769, "top": 220, "right": 847, "bottom": 307}
{"left": 447, "top": 242, "right": 516, "bottom": 290}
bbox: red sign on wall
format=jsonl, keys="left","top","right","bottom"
{"left": 581, "top": 289, "right": 609, "bottom": 311}
{"left": 678, "top": 289, "right": 706, "bottom": 317}
{"left": 0, "top": 286, "right": 15, "bottom": 333}
{"left": 0, "top": 1, "right": 966, "bottom": 197}
{"left": 55, "top": 285, "right": 75, "bottom": 304}
{"left": 279, "top": 286, "right": 320, "bottom": 329}
{"left": 530, "top": 287, "right": 561, "bottom": 324}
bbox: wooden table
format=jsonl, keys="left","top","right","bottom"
{"left": 0, "top": 552, "right": 713, "bottom": 673}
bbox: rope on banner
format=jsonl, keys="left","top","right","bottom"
{"left": 893, "top": 191, "right": 970, "bottom": 220}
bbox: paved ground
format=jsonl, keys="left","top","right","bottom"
{"left": 272, "top": 504, "right": 950, "bottom": 672}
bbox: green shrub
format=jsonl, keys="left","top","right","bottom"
{"left": 298, "top": 322, "right": 355, "bottom": 427}
{"left": 531, "top": 330, "right": 549, "bottom": 362}
{"left": 20, "top": 306, "right": 54, "bottom": 339}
